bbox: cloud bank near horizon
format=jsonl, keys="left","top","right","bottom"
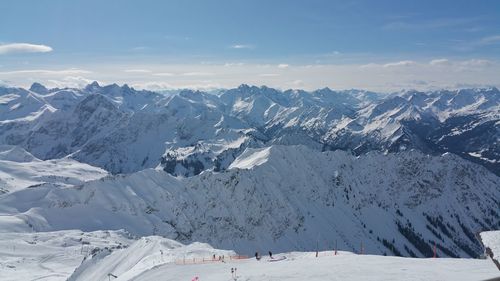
{"left": 0, "top": 58, "right": 498, "bottom": 92}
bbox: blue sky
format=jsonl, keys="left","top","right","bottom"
{"left": 1, "top": 0, "right": 500, "bottom": 91}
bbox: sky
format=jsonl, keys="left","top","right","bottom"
{"left": 1, "top": 0, "right": 500, "bottom": 92}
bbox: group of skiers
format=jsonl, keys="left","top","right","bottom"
{"left": 191, "top": 251, "right": 277, "bottom": 280}
{"left": 254, "top": 251, "right": 273, "bottom": 260}
{"left": 230, "top": 267, "right": 238, "bottom": 278}
{"left": 212, "top": 254, "right": 226, "bottom": 262}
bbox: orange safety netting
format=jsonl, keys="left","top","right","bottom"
{"left": 175, "top": 255, "right": 249, "bottom": 265}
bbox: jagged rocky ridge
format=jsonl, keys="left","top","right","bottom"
{"left": 0, "top": 145, "right": 498, "bottom": 257}
{"left": 0, "top": 83, "right": 498, "bottom": 176}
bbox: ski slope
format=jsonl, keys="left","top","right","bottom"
{"left": 72, "top": 234, "right": 500, "bottom": 281}
{"left": 2, "top": 230, "right": 497, "bottom": 281}
{"left": 133, "top": 252, "right": 499, "bottom": 281}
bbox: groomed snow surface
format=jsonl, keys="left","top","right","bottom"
{"left": 0, "top": 230, "right": 498, "bottom": 281}
{"left": 136, "top": 252, "right": 499, "bottom": 281}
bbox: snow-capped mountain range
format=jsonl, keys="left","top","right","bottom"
{"left": 0, "top": 82, "right": 498, "bottom": 260}
{"left": 0, "top": 82, "right": 498, "bottom": 176}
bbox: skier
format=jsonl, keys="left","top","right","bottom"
{"left": 255, "top": 252, "right": 261, "bottom": 260}
{"left": 269, "top": 251, "right": 273, "bottom": 259}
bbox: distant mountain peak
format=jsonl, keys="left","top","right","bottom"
{"left": 238, "top": 84, "right": 250, "bottom": 90}
{"left": 84, "top": 81, "right": 101, "bottom": 92}
{"left": 29, "top": 82, "right": 49, "bottom": 94}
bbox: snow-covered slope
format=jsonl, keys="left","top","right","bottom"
{"left": 1, "top": 145, "right": 498, "bottom": 258}
{"left": 481, "top": 231, "right": 500, "bottom": 260}
{"left": 228, "top": 147, "right": 271, "bottom": 169}
{"left": 69, "top": 236, "right": 235, "bottom": 281}
{"left": 0, "top": 145, "right": 107, "bottom": 194}
{"left": 0, "top": 230, "right": 134, "bottom": 281}
{"left": 480, "top": 230, "right": 500, "bottom": 270}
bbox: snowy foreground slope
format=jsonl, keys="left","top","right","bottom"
{"left": 131, "top": 251, "right": 499, "bottom": 281}
{"left": 1, "top": 145, "right": 498, "bottom": 258}
{"left": 1, "top": 231, "right": 498, "bottom": 281}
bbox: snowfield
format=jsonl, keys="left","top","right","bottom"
{"left": 0, "top": 145, "right": 108, "bottom": 194}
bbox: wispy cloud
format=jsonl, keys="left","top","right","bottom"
{"left": 130, "top": 46, "right": 151, "bottom": 51}
{"left": 383, "top": 17, "right": 480, "bottom": 30}
{"left": 360, "top": 61, "right": 418, "bottom": 68}
{"left": 321, "top": 50, "right": 342, "bottom": 57}
{"left": 359, "top": 63, "right": 379, "bottom": 69}
{"left": 46, "top": 76, "right": 94, "bottom": 88}
{"left": 277, "top": 64, "right": 289, "bottom": 69}
{"left": 383, "top": 60, "right": 416, "bottom": 67}
{"left": 429, "top": 59, "right": 451, "bottom": 66}
{"left": 0, "top": 43, "right": 53, "bottom": 55}
{"left": 224, "top": 62, "right": 245, "bottom": 67}
{"left": 0, "top": 68, "right": 91, "bottom": 75}
{"left": 460, "top": 59, "right": 492, "bottom": 67}
{"left": 361, "top": 58, "right": 494, "bottom": 70}
{"left": 181, "top": 72, "right": 215, "bottom": 76}
{"left": 291, "top": 80, "right": 304, "bottom": 87}
{"left": 259, "top": 73, "right": 280, "bottom": 77}
{"left": 478, "top": 35, "right": 500, "bottom": 45}
{"left": 453, "top": 34, "right": 500, "bottom": 51}
{"left": 123, "top": 69, "right": 152, "bottom": 73}
{"left": 230, "top": 44, "right": 254, "bottom": 49}
{"left": 153, "top": 72, "right": 175, "bottom": 76}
